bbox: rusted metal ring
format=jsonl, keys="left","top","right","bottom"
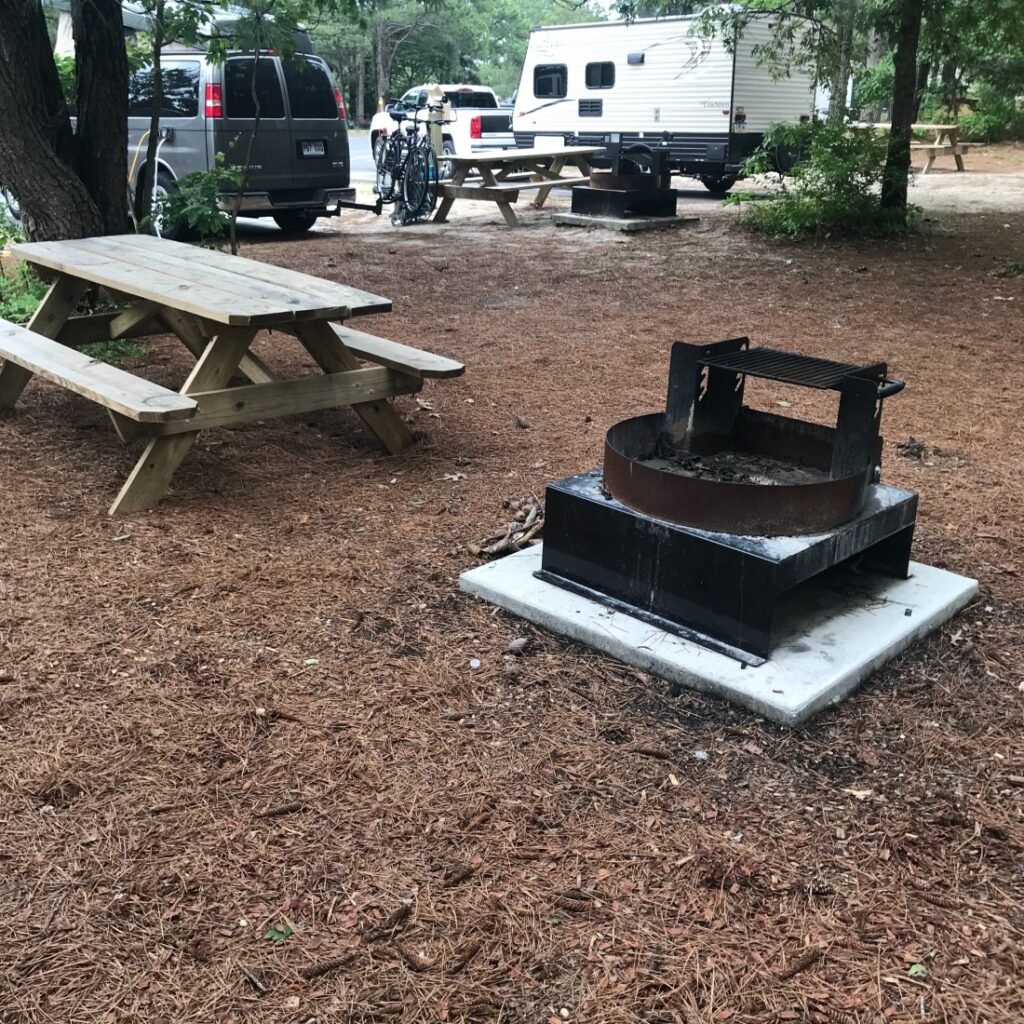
{"left": 603, "top": 413, "right": 872, "bottom": 537}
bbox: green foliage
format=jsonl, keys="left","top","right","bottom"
{"left": 0, "top": 206, "right": 24, "bottom": 251}
{"left": 996, "top": 258, "right": 1024, "bottom": 279}
{"left": 958, "top": 86, "right": 1024, "bottom": 142}
{"left": 855, "top": 53, "right": 895, "bottom": 109}
{"left": 154, "top": 154, "right": 244, "bottom": 244}
{"left": 81, "top": 339, "right": 152, "bottom": 367}
{"left": 0, "top": 263, "right": 47, "bottom": 325}
{"left": 730, "top": 122, "right": 910, "bottom": 240}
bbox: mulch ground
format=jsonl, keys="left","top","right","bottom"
{"left": 1, "top": 198, "right": 1022, "bottom": 1024}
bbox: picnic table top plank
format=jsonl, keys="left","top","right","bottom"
{"left": 446, "top": 145, "right": 605, "bottom": 165}
{"left": 125, "top": 234, "right": 392, "bottom": 317}
{"left": 13, "top": 235, "right": 392, "bottom": 326}
{"left": 0, "top": 317, "right": 197, "bottom": 421}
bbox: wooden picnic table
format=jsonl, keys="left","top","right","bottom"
{"left": 852, "top": 122, "right": 976, "bottom": 173}
{"left": 1, "top": 234, "right": 463, "bottom": 514}
{"left": 433, "top": 145, "right": 604, "bottom": 228}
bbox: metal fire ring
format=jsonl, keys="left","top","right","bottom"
{"left": 603, "top": 412, "right": 872, "bottom": 537}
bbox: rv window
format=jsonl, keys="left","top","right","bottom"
{"left": 224, "top": 58, "right": 285, "bottom": 119}
{"left": 282, "top": 57, "right": 338, "bottom": 119}
{"left": 533, "top": 64, "right": 567, "bottom": 99}
{"left": 128, "top": 62, "right": 200, "bottom": 118}
{"left": 585, "top": 62, "right": 615, "bottom": 89}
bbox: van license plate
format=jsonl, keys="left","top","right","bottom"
{"left": 301, "top": 140, "right": 326, "bottom": 157}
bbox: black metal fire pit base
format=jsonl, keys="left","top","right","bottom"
{"left": 538, "top": 469, "right": 918, "bottom": 665}
{"left": 571, "top": 185, "right": 678, "bottom": 218}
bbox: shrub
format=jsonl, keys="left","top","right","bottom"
{"left": 958, "top": 85, "right": 1024, "bottom": 142}
{"left": 0, "top": 262, "right": 48, "bottom": 324}
{"left": 153, "top": 153, "right": 244, "bottom": 245}
{"left": 729, "top": 121, "right": 910, "bottom": 240}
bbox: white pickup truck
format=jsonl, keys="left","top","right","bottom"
{"left": 369, "top": 84, "right": 514, "bottom": 177}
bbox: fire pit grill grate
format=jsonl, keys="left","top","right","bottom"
{"left": 700, "top": 347, "right": 886, "bottom": 390}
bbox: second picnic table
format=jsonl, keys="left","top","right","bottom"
{"left": 433, "top": 145, "right": 605, "bottom": 227}
{"left": 853, "top": 122, "right": 976, "bottom": 173}
{"left": 1, "top": 234, "right": 464, "bottom": 514}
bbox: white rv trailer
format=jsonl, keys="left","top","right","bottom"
{"left": 511, "top": 15, "right": 815, "bottom": 192}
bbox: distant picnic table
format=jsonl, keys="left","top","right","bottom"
{"left": 853, "top": 122, "right": 979, "bottom": 174}
{"left": 433, "top": 145, "right": 604, "bottom": 228}
{"left": 1, "top": 235, "right": 463, "bottom": 514}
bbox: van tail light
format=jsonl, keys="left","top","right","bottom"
{"left": 733, "top": 111, "right": 747, "bottom": 124}
{"left": 205, "top": 83, "right": 223, "bottom": 118}
{"left": 470, "top": 115, "right": 482, "bottom": 139}
{"left": 333, "top": 86, "right": 347, "bottom": 120}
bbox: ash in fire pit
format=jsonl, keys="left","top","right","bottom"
{"left": 644, "top": 448, "right": 831, "bottom": 487}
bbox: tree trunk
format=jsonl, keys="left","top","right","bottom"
{"left": 73, "top": 0, "right": 131, "bottom": 234}
{"left": 827, "top": 20, "right": 854, "bottom": 126}
{"left": 375, "top": 21, "right": 389, "bottom": 106}
{"left": 913, "top": 59, "right": 931, "bottom": 120}
{"left": 0, "top": 0, "right": 102, "bottom": 239}
{"left": 880, "top": 0, "right": 925, "bottom": 217}
{"left": 141, "top": 0, "right": 167, "bottom": 222}
{"left": 356, "top": 54, "right": 366, "bottom": 124}
{"left": 228, "top": 48, "right": 265, "bottom": 256}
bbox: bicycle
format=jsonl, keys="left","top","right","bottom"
{"left": 374, "top": 101, "right": 450, "bottom": 226}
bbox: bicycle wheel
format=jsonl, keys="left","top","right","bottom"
{"left": 375, "top": 135, "right": 405, "bottom": 203}
{"left": 401, "top": 146, "right": 437, "bottom": 224}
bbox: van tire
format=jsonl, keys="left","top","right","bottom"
{"left": 273, "top": 210, "right": 319, "bottom": 233}
{"left": 700, "top": 175, "right": 737, "bottom": 195}
{"left": 139, "top": 168, "right": 183, "bottom": 239}
{"left": 372, "top": 132, "right": 385, "bottom": 163}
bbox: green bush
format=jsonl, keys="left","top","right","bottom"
{"left": 729, "top": 122, "right": 910, "bottom": 240}
{"left": 958, "top": 85, "right": 1024, "bottom": 142}
{"left": 0, "top": 262, "right": 48, "bottom": 324}
{"left": 153, "top": 153, "right": 244, "bottom": 244}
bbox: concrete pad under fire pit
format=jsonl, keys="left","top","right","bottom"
{"left": 553, "top": 213, "right": 700, "bottom": 233}
{"left": 460, "top": 545, "right": 978, "bottom": 726}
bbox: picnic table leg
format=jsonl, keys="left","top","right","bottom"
{"left": 293, "top": 320, "right": 415, "bottom": 454}
{"left": 109, "top": 325, "right": 256, "bottom": 515}
{"left": 0, "top": 274, "right": 87, "bottom": 409}
{"left": 531, "top": 156, "right": 567, "bottom": 209}
{"left": 434, "top": 166, "right": 468, "bottom": 223}
{"left": 954, "top": 150, "right": 966, "bottom": 172}
{"left": 478, "top": 166, "right": 519, "bottom": 227}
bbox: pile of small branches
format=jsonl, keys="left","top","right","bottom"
{"left": 468, "top": 494, "right": 544, "bottom": 559}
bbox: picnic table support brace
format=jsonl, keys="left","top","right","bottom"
{"left": 293, "top": 319, "right": 415, "bottom": 454}
{"left": 159, "top": 307, "right": 280, "bottom": 386}
{"left": 109, "top": 326, "right": 257, "bottom": 515}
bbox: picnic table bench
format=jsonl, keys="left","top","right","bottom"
{"left": 434, "top": 145, "right": 604, "bottom": 227}
{"left": 1, "top": 234, "right": 463, "bottom": 514}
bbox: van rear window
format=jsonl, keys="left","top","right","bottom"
{"left": 283, "top": 57, "right": 338, "bottom": 119}
{"left": 225, "top": 58, "right": 285, "bottom": 119}
{"left": 128, "top": 62, "right": 200, "bottom": 117}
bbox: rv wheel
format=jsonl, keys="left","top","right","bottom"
{"left": 700, "top": 175, "right": 737, "bottom": 195}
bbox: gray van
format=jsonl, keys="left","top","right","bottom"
{"left": 128, "top": 46, "right": 355, "bottom": 233}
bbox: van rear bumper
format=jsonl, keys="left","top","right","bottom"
{"left": 229, "top": 187, "right": 357, "bottom": 215}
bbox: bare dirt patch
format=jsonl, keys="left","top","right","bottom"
{"left": 1, "top": 198, "right": 1023, "bottom": 1024}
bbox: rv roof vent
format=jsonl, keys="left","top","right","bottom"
{"left": 627, "top": 52, "right": 645, "bottom": 65}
